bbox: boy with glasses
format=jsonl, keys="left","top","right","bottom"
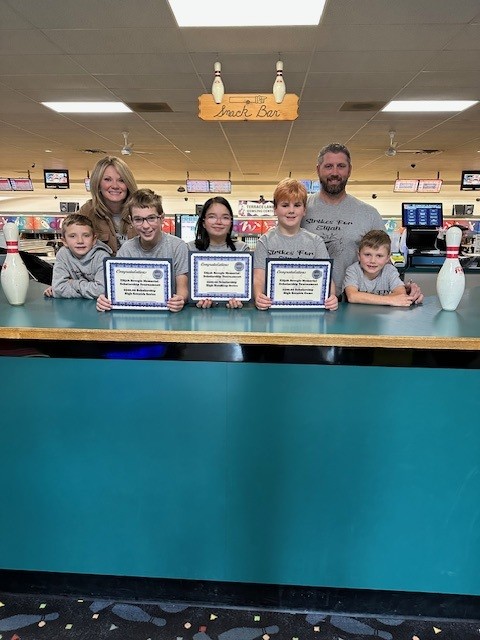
{"left": 96, "top": 189, "right": 188, "bottom": 312}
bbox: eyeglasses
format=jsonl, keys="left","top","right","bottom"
{"left": 131, "top": 215, "right": 161, "bottom": 226}
{"left": 205, "top": 214, "right": 232, "bottom": 224}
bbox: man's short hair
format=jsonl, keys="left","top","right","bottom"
{"left": 359, "top": 230, "right": 391, "bottom": 252}
{"left": 317, "top": 143, "right": 352, "bottom": 166}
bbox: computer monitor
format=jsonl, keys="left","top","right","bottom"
{"left": 405, "top": 228, "right": 439, "bottom": 252}
{"left": 174, "top": 214, "right": 197, "bottom": 242}
{"left": 401, "top": 202, "right": 443, "bottom": 227}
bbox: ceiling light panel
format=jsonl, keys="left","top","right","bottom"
{"left": 42, "top": 102, "right": 132, "bottom": 113}
{"left": 167, "top": 0, "right": 326, "bottom": 26}
{"left": 382, "top": 100, "right": 478, "bottom": 113}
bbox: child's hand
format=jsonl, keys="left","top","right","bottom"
{"left": 44, "top": 286, "right": 53, "bottom": 297}
{"left": 389, "top": 294, "right": 414, "bottom": 307}
{"left": 324, "top": 293, "right": 339, "bottom": 311}
{"left": 96, "top": 294, "right": 112, "bottom": 312}
{"left": 226, "top": 298, "right": 243, "bottom": 309}
{"left": 196, "top": 298, "right": 213, "bottom": 309}
{"left": 405, "top": 281, "right": 424, "bottom": 304}
{"left": 167, "top": 294, "right": 185, "bottom": 313}
{"left": 255, "top": 293, "right": 272, "bottom": 310}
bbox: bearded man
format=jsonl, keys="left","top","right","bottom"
{"left": 302, "top": 142, "right": 423, "bottom": 302}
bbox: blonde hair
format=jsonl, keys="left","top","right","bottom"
{"left": 273, "top": 178, "right": 307, "bottom": 207}
{"left": 89, "top": 156, "right": 138, "bottom": 234}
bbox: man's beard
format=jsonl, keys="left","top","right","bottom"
{"left": 320, "top": 176, "right": 348, "bottom": 195}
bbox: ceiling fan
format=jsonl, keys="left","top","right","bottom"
{"left": 363, "top": 130, "right": 442, "bottom": 157}
{"left": 383, "top": 130, "right": 441, "bottom": 157}
{"left": 119, "top": 131, "right": 152, "bottom": 156}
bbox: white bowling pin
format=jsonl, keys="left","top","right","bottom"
{"left": 436, "top": 226, "right": 465, "bottom": 311}
{"left": 212, "top": 61, "right": 225, "bottom": 104}
{"left": 273, "top": 60, "right": 286, "bottom": 104}
{"left": 1, "top": 221, "right": 29, "bottom": 305}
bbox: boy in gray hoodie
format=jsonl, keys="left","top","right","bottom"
{"left": 44, "top": 213, "right": 111, "bottom": 299}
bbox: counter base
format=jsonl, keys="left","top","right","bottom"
{"left": 1, "top": 569, "right": 480, "bottom": 621}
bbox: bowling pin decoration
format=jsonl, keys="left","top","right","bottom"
{"left": 1, "top": 221, "right": 29, "bottom": 305}
{"left": 212, "top": 61, "right": 224, "bottom": 104}
{"left": 436, "top": 225, "right": 465, "bottom": 311}
{"left": 273, "top": 60, "right": 286, "bottom": 104}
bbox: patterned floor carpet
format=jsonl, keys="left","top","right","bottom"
{"left": 1, "top": 591, "right": 479, "bottom": 640}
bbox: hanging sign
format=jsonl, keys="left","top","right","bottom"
{"left": 198, "top": 94, "right": 299, "bottom": 122}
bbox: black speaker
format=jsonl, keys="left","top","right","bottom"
{"left": 60, "top": 202, "right": 79, "bottom": 213}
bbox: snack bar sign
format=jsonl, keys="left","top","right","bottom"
{"left": 199, "top": 94, "right": 299, "bottom": 122}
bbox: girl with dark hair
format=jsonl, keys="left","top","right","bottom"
{"left": 188, "top": 197, "right": 248, "bottom": 253}
{"left": 187, "top": 197, "right": 249, "bottom": 308}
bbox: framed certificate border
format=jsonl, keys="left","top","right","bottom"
{"left": 104, "top": 257, "right": 172, "bottom": 310}
{"left": 266, "top": 258, "right": 332, "bottom": 309}
{"left": 190, "top": 251, "right": 252, "bottom": 302}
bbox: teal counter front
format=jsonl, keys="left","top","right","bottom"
{"left": 1, "top": 282, "right": 480, "bottom": 596}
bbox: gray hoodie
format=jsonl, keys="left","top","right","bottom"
{"left": 52, "top": 240, "right": 112, "bottom": 299}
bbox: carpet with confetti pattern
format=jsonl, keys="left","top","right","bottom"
{"left": 0, "top": 592, "right": 479, "bottom": 640}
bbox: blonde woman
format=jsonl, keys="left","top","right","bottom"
{"left": 78, "top": 156, "right": 138, "bottom": 254}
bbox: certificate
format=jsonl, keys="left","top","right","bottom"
{"left": 266, "top": 258, "right": 332, "bottom": 308}
{"left": 190, "top": 252, "right": 252, "bottom": 302}
{"left": 104, "top": 257, "right": 172, "bottom": 310}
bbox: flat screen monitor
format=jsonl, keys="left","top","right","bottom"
{"left": 417, "top": 179, "right": 442, "bottom": 193}
{"left": 393, "top": 179, "right": 418, "bottom": 193}
{"left": 209, "top": 180, "right": 231, "bottom": 194}
{"left": 0, "top": 178, "right": 13, "bottom": 191}
{"left": 406, "top": 228, "right": 439, "bottom": 252}
{"left": 44, "top": 169, "right": 69, "bottom": 189}
{"left": 401, "top": 202, "right": 443, "bottom": 227}
{"left": 186, "top": 179, "right": 209, "bottom": 193}
{"left": 175, "top": 214, "right": 197, "bottom": 242}
{"left": 10, "top": 178, "right": 34, "bottom": 191}
{"left": 460, "top": 170, "right": 480, "bottom": 191}
{"left": 299, "top": 179, "right": 320, "bottom": 194}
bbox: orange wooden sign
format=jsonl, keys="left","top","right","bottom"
{"left": 198, "top": 94, "right": 299, "bottom": 122}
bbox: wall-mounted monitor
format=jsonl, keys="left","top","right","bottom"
{"left": 44, "top": 169, "right": 69, "bottom": 189}
{"left": 299, "top": 179, "right": 320, "bottom": 194}
{"left": 174, "top": 214, "right": 197, "bottom": 242}
{"left": 393, "top": 179, "right": 419, "bottom": 193}
{"left": 186, "top": 179, "right": 209, "bottom": 193}
{"left": 186, "top": 179, "right": 232, "bottom": 194}
{"left": 209, "top": 180, "right": 231, "bottom": 193}
{"left": 10, "top": 178, "right": 34, "bottom": 191}
{"left": 402, "top": 202, "right": 443, "bottom": 227}
{"left": 417, "top": 179, "right": 442, "bottom": 193}
{"left": 0, "top": 178, "right": 13, "bottom": 191}
{"left": 460, "top": 170, "right": 480, "bottom": 191}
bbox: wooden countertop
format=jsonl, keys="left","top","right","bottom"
{"left": 1, "top": 281, "right": 480, "bottom": 350}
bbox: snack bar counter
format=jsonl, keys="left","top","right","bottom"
{"left": 1, "top": 282, "right": 479, "bottom": 596}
